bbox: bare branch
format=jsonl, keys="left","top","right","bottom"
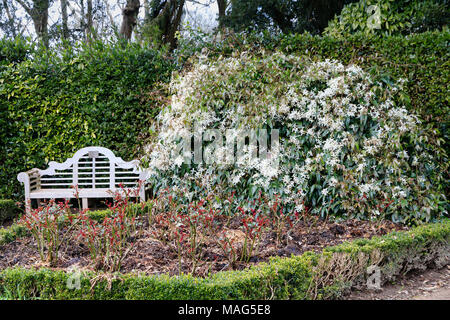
{"left": 14, "top": 0, "right": 32, "bottom": 15}
{"left": 186, "top": 0, "right": 214, "bottom": 7}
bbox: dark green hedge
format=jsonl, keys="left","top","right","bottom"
{"left": 0, "top": 37, "right": 33, "bottom": 66}
{"left": 0, "top": 199, "right": 19, "bottom": 223}
{"left": 1, "top": 219, "right": 448, "bottom": 300}
{"left": 0, "top": 40, "right": 174, "bottom": 199}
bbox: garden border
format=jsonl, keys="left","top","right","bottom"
{"left": 0, "top": 219, "right": 448, "bottom": 300}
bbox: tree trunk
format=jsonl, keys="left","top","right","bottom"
{"left": 60, "top": 0, "right": 69, "bottom": 39}
{"left": 16, "top": 0, "right": 50, "bottom": 47}
{"left": 217, "top": 0, "right": 227, "bottom": 27}
{"left": 166, "top": 0, "right": 184, "bottom": 49}
{"left": 119, "top": 0, "right": 141, "bottom": 40}
{"left": 153, "top": 0, "right": 184, "bottom": 49}
{"left": 85, "top": 0, "right": 94, "bottom": 41}
{"left": 31, "top": 0, "right": 50, "bottom": 47}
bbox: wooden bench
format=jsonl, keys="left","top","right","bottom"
{"left": 17, "top": 146, "right": 149, "bottom": 212}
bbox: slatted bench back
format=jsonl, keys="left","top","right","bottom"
{"left": 28, "top": 169, "right": 42, "bottom": 192}
{"left": 37, "top": 147, "right": 143, "bottom": 190}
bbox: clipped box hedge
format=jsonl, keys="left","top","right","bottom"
{"left": 0, "top": 223, "right": 27, "bottom": 246}
{"left": 1, "top": 219, "right": 448, "bottom": 300}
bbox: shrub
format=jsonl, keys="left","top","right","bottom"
{"left": 0, "top": 37, "right": 34, "bottom": 66}
{"left": 86, "top": 210, "right": 113, "bottom": 223}
{"left": 0, "top": 199, "right": 19, "bottom": 223}
{"left": 0, "top": 39, "right": 174, "bottom": 199}
{"left": 180, "top": 31, "right": 449, "bottom": 210}
{"left": 78, "top": 208, "right": 137, "bottom": 273}
{"left": 18, "top": 200, "right": 74, "bottom": 266}
{"left": 144, "top": 51, "right": 446, "bottom": 223}
{"left": 0, "top": 223, "right": 28, "bottom": 246}
{"left": 324, "top": 0, "right": 449, "bottom": 37}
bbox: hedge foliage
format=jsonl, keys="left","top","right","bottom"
{"left": 82, "top": 201, "right": 153, "bottom": 223}
{"left": 0, "top": 37, "right": 33, "bottom": 66}
{"left": 0, "top": 199, "right": 19, "bottom": 223}
{"left": 0, "top": 40, "right": 175, "bottom": 199}
{"left": 0, "top": 223, "right": 27, "bottom": 246}
{"left": 1, "top": 219, "right": 448, "bottom": 300}
{"left": 325, "top": 0, "right": 449, "bottom": 37}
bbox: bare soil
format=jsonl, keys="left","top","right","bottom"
{"left": 0, "top": 218, "right": 407, "bottom": 277}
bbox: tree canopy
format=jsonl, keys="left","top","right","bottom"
{"left": 0, "top": 0, "right": 447, "bottom": 48}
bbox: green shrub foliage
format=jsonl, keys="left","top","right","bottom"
{"left": 325, "top": 0, "right": 449, "bottom": 37}
{"left": 0, "top": 199, "right": 19, "bottom": 223}
{"left": 0, "top": 37, "right": 33, "bottom": 66}
{"left": 0, "top": 223, "right": 28, "bottom": 246}
{"left": 145, "top": 51, "right": 446, "bottom": 223}
{"left": 0, "top": 40, "right": 174, "bottom": 199}
{"left": 199, "top": 31, "right": 449, "bottom": 211}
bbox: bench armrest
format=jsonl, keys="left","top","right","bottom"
{"left": 18, "top": 169, "right": 41, "bottom": 198}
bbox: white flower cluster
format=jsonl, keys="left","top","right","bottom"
{"left": 143, "top": 51, "right": 436, "bottom": 220}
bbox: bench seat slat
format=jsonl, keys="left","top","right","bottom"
{"left": 40, "top": 182, "right": 139, "bottom": 187}
{"left": 29, "top": 188, "right": 139, "bottom": 199}
{"left": 42, "top": 173, "right": 73, "bottom": 176}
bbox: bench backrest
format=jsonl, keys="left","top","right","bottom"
{"left": 34, "top": 147, "right": 147, "bottom": 191}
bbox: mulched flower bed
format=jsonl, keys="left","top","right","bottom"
{"left": 0, "top": 218, "right": 407, "bottom": 277}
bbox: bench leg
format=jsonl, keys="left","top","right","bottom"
{"left": 25, "top": 197, "right": 31, "bottom": 214}
{"left": 82, "top": 198, "right": 88, "bottom": 210}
